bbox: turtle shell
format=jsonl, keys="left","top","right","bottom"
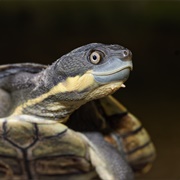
{"left": 0, "top": 114, "right": 133, "bottom": 180}
{"left": 0, "top": 119, "right": 97, "bottom": 179}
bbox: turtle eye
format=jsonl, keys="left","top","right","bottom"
{"left": 89, "top": 51, "right": 101, "bottom": 64}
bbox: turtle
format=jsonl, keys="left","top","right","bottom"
{"left": 0, "top": 43, "right": 156, "bottom": 180}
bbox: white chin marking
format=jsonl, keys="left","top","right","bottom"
{"left": 121, "top": 84, "right": 126, "bottom": 88}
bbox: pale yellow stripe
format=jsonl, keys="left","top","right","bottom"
{"left": 13, "top": 71, "right": 94, "bottom": 115}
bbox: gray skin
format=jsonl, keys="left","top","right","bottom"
{"left": 0, "top": 43, "right": 133, "bottom": 180}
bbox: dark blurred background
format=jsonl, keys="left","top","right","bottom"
{"left": 0, "top": 1, "right": 180, "bottom": 179}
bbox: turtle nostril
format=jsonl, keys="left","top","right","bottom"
{"left": 123, "top": 50, "right": 129, "bottom": 56}
{"left": 122, "top": 49, "right": 132, "bottom": 60}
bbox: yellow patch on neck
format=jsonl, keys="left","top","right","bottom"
{"left": 53, "top": 70, "right": 94, "bottom": 93}
{"left": 13, "top": 70, "right": 94, "bottom": 115}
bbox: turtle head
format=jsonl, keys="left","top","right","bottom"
{"left": 13, "top": 43, "right": 132, "bottom": 122}
{"left": 50, "top": 43, "right": 133, "bottom": 101}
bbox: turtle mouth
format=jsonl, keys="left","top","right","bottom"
{"left": 92, "top": 65, "right": 133, "bottom": 76}
{"left": 92, "top": 60, "right": 133, "bottom": 85}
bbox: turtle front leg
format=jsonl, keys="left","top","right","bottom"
{"left": 82, "top": 132, "right": 134, "bottom": 180}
